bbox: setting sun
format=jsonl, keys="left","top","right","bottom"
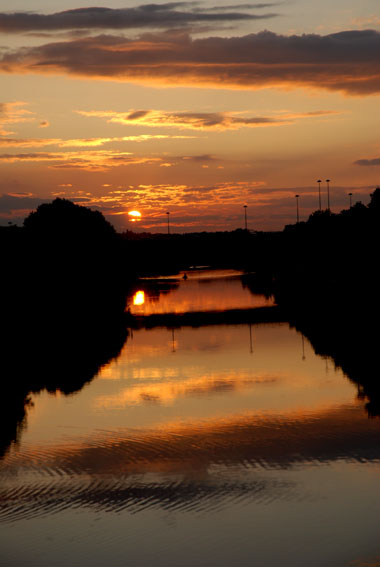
{"left": 128, "top": 210, "right": 142, "bottom": 223}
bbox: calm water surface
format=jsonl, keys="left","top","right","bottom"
{"left": 1, "top": 271, "right": 379, "bottom": 567}
{"left": 129, "top": 269, "right": 274, "bottom": 314}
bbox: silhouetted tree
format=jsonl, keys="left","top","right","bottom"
{"left": 24, "top": 197, "right": 115, "bottom": 238}
{"left": 368, "top": 187, "right": 380, "bottom": 211}
{"left": 22, "top": 198, "right": 131, "bottom": 318}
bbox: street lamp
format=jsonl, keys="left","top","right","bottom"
{"left": 166, "top": 211, "right": 170, "bottom": 235}
{"left": 295, "top": 194, "right": 300, "bottom": 223}
{"left": 317, "top": 179, "right": 322, "bottom": 210}
{"left": 243, "top": 205, "right": 248, "bottom": 230}
{"left": 348, "top": 192, "right": 353, "bottom": 208}
{"left": 326, "top": 179, "right": 331, "bottom": 211}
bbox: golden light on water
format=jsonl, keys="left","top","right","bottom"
{"left": 133, "top": 290, "right": 145, "bottom": 306}
{"left": 128, "top": 210, "right": 142, "bottom": 222}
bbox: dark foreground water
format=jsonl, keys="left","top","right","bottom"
{"left": 1, "top": 271, "right": 379, "bottom": 567}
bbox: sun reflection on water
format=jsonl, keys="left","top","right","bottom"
{"left": 133, "top": 290, "right": 145, "bottom": 306}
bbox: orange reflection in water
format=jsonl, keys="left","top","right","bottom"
{"left": 94, "top": 371, "right": 278, "bottom": 409}
{"left": 133, "top": 290, "right": 145, "bottom": 306}
{"left": 3, "top": 403, "right": 378, "bottom": 479}
{"left": 130, "top": 274, "right": 274, "bottom": 315}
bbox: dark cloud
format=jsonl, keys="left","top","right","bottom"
{"left": 127, "top": 110, "right": 150, "bottom": 120}
{"left": 354, "top": 157, "right": 380, "bottom": 166}
{"left": 0, "top": 193, "right": 47, "bottom": 214}
{"left": 0, "top": 152, "right": 58, "bottom": 161}
{"left": 79, "top": 108, "right": 301, "bottom": 130}
{"left": 1, "top": 30, "right": 380, "bottom": 95}
{"left": 200, "top": 3, "right": 279, "bottom": 11}
{"left": 83, "top": 108, "right": 337, "bottom": 130}
{"left": 182, "top": 154, "right": 216, "bottom": 161}
{"left": 0, "top": 150, "right": 163, "bottom": 171}
{"left": 0, "top": 4, "right": 279, "bottom": 33}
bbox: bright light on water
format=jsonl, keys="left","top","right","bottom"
{"left": 133, "top": 290, "right": 145, "bottom": 306}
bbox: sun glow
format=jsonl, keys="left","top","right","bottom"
{"left": 133, "top": 290, "right": 145, "bottom": 306}
{"left": 128, "top": 210, "right": 142, "bottom": 223}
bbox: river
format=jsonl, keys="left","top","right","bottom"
{"left": 0, "top": 270, "right": 379, "bottom": 567}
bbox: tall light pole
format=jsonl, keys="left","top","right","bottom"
{"left": 317, "top": 179, "right": 322, "bottom": 210}
{"left": 166, "top": 211, "right": 170, "bottom": 235}
{"left": 349, "top": 192, "right": 353, "bottom": 208}
{"left": 295, "top": 194, "right": 300, "bottom": 223}
{"left": 326, "top": 179, "right": 331, "bottom": 211}
{"left": 243, "top": 205, "right": 248, "bottom": 230}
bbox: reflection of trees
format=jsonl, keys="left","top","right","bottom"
{"left": 1, "top": 317, "right": 128, "bottom": 459}
{"left": 291, "top": 319, "right": 380, "bottom": 418}
{"left": 241, "top": 273, "right": 274, "bottom": 300}
{"left": 272, "top": 188, "right": 380, "bottom": 418}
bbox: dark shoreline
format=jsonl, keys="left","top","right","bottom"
{"left": 130, "top": 305, "right": 286, "bottom": 329}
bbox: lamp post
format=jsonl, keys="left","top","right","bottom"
{"left": 317, "top": 179, "right": 322, "bottom": 210}
{"left": 243, "top": 205, "right": 248, "bottom": 230}
{"left": 295, "top": 194, "right": 300, "bottom": 223}
{"left": 166, "top": 211, "right": 170, "bottom": 235}
{"left": 326, "top": 179, "right": 331, "bottom": 211}
{"left": 349, "top": 192, "right": 353, "bottom": 208}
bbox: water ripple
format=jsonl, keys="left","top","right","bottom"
{"left": 1, "top": 404, "right": 380, "bottom": 522}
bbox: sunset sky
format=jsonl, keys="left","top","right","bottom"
{"left": 1, "top": 0, "right": 380, "bottom": 232}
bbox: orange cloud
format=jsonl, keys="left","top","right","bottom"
{"left": 0, "top": 150, "right": 162, "bottom": 171}
{"left": 2, "top": 30, "right": 380, "bottom": 95}
{"left": 352, "top": 15, "right": 380, "bottom": 28}
{"left": 0, "top": 134, "right": 195, "bottom": 148}
{"left": 78, "top": 108, "right": 339, "bottom": 131}
{"left": 0, "top": 101, "right": 34, "bottom": 135}
{"left": 57, "top": 181, "right": 269, "bottom": 215}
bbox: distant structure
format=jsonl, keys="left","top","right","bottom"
{"left": 317, "top": 180, "right": 322, "bottom": 210}
{"left": 326, "top": 179, "right": 331, "bottom": 211}
{"left": 349, "top": 192, "right": 353, "bottom": 208}
{"left": 295, "top": 194, "right": 300, "bottom": 223}
{"left": 166, "top": 211, "right": 170, "bottom": 235}
{"left": 243, "top": 205, "right": 248, "bottom": 230}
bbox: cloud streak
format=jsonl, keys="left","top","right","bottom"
{"left": 0, "top": 101, "right": 34, "bottom": 135}
{"left": 0, "top": 4, "right": 279, "bottom": 34}
{"left": 0, "top": 134, "right": 195, "bottom": 148}
{"left": 78, "top": 108, "right": 340, "bottom": 130}
{"left": 0, "top": 150, "right": 162, "bottom": 171}
{"left": 1, "top": 30, "right": 380, "bottom": 95}
{"left": 354, "top": 157, "right": 380, "bottom": 166}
